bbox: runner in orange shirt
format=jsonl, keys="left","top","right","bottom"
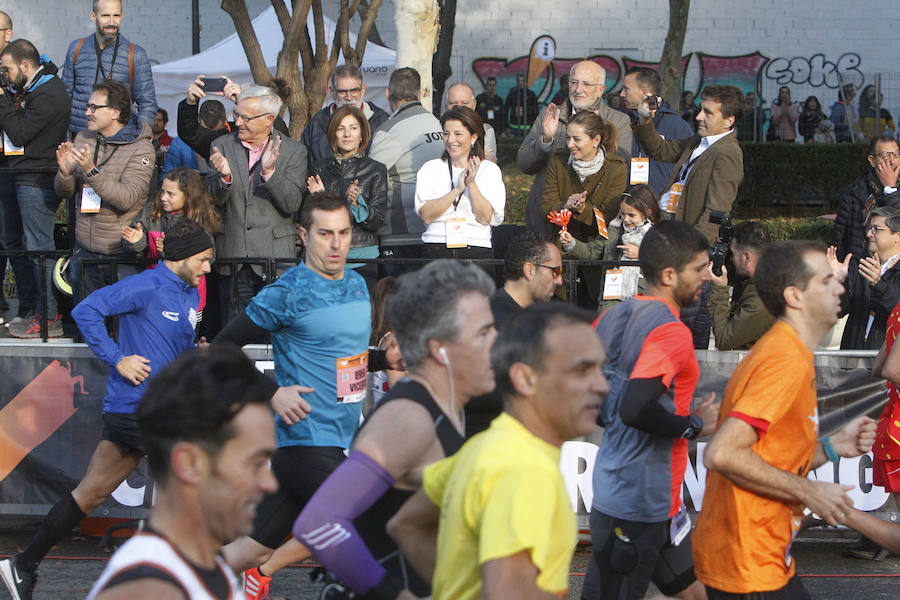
{"left": 693, "top": 241, "right": 876, "bottom": 599}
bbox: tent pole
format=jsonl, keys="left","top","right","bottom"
{"left": 192, "top": 0, "right": 200, "bottom": 55}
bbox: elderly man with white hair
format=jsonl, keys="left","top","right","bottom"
{"left": 517, "top": 60, "right": 632, "bottom": 237}
{"left": 446, "top": 82, "right": 498, "bottom": 162}
{"left": 207, "top": 84, "right": 307, "bottom": 321}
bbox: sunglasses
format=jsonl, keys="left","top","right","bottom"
{"left": 535, "top": 263, "right": 563, "bottom": 277}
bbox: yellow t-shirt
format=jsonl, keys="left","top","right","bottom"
{"left": 423, "top": 412, "right": 574, "bottom": 600}
{"left": 693, "top": 321, "right": 818, "bottom": 594}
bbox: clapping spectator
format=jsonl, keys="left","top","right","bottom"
{"left": 798, "top": 95, "right": 826, "bottom": 143}
{"left": 769, "top": 86, "right": 799, "bottom": 142}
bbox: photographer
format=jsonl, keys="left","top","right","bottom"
{"left": 708, "top": 220, "right": 775, "bottom": 350}
{"left": 0, "top": 39, "right": 69, "bottom": 337}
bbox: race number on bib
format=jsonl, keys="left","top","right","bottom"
{"left": 336, "top": 351, "right": 368, "bottom": 404}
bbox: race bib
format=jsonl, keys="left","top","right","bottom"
{"left": 603, "top": 268, "right": 623, "bottom": 300}
{"left": 593, "top": 206, "right": 609, "bottom": 239}
{"left": 487, "top": 109, "right": 495, "bottom": 120}
{"left": 630, "top": 157, "right": 650, "bottom": 185}
{"left": 80, "top": 186, "right": 102, "bottom": 213}
{"left": 2, "top": 131, "right": 24, "bottom": 156}
{"left": 669, "top": 504, "right": 691, "bottom": 546}
{"left": 666, "top": 182, "right": 684, "bottom": 214}
{"left": 446, "top": 217, "right": 467, "bottom": 248}
{"left": 336, "top": 351, "right": 368, "bottom": 404}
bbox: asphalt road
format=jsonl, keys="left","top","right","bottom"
{"left": 1, "top": 518, "right": 899, "bottom": 599}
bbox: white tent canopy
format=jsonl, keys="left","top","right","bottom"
{"left": 151, "top": 6, "right": 395, "bottom": 128}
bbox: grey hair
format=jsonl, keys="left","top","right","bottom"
{"left": 237, "top": 84, "right": 283, "bottom": 116}
{"left": 387, "top": 260, "right": 495, "bottom": 370}
{"left": 872, "top": 206, "right": 900, "bottom": 233}
{"left": 330, "top": 64, "right": 363, "bottom": 88}
{"left": 447, "top": 82, "right": 476, "bottom": 103}
{"left": 570, "top": 60, "right": 606, "bottom": 83}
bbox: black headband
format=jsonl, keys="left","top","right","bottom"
{"left": 164, "top": 229, "right": 213, "bottom": 262}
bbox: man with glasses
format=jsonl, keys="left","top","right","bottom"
{"left": 54, "top": 80, "right": 154, "bottom": 304}
{"left": 829, "top": 206, "right": 900, "bottom": 350}
{"left": 206, "top": 84, "right": 306, "bottom": 324}
{"left": 517, "top": 60, "right": 632, "bottom": 237}
{"left": 833, "top": 134, "right": 900, "bottom": 264}
{"left": 301, "top": 64, "right": 388, "bottom": 172}
{"left": 466, "top": 231, "right": 563, "bottom": 436}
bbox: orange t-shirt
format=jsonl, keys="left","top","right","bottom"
{"left": 693, "top": 321, "right": 818, "bottom": 594}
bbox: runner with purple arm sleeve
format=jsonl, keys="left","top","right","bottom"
{"left": 293, "top": 260, "right": 497, "bottom": 599}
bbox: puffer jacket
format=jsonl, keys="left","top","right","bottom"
{"left": 311, "top": 154, "right": 388, "bottom": 248}
{"left": 55, "top": 113, "right": 154, "bottom": 255}
{"left": 61, "top": 34, "right": 157, "bottom": 133}
{"left": 833, "top": 170, "right": 900, "bottom": 262}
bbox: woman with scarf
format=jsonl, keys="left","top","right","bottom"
{"left": 541, "top": 109, "right": 627, "bottom": 304}
{"left": 307, "top": 104, "right": 387, "bottom": 286}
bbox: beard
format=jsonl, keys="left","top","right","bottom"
{"left": 96, "top": 24, "right": 119, "bottom": 44}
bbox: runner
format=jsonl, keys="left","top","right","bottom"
{"left": 0, "top": 220, "right": 213, "bottom": 600}
{"left": 292, "top": 259, "right": 496, "bottom": 599}
{"left": 86, "top": 345, "right": 277, "bottom": 600}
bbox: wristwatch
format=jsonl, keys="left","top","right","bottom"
{"left": 85, "top": 166, "right": 101, "bottom": 178}
{"left": 681, "top": 415, "right": 704, "bottom": 440}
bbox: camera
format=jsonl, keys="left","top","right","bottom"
{"left": 708, "top": 211, "right": 733, "bottom": 277}
{"left": 646, "top": 95, "right": 660, "bottom": 111}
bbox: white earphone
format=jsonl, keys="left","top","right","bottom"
{"left": 438, "top": 347, "right": 449, "bottom": 365}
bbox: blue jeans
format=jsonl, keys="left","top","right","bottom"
{"left": 70, "top": 245, "right": 139, "bottom": 305}
{"left": 16, "top": 185, "right": 60, "bottom": 316}
{"left": 0, "top": 175, "right": 38, "bottom": 313}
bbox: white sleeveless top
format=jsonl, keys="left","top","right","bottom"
{"left": 87, "top": 532, "right": 242, "bottom": 600}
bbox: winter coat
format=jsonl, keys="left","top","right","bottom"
{"left": 311, "top": 154, "right": 388, "bottom": 249}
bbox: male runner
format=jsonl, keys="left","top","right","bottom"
{"left": 387, "top": 302, "right": 610, "bottom": 599}
{"left": 211, "top": 192, "right": 371, "bottom": 590}
{"left": 86, "top": 345, "right": 277, "bottom": 599}
{"left": 694, "top": 241, "right": 877, "bottom": 598}
{"left": 292, "top": 260, "right": 496, "bottom": 599}
{"left": 582, "top": 220, "right": 719, "bottom": 600}
{"left": 0, "top": 220, "right": 213, "bottom": 600}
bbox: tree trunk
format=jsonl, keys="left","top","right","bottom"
{"left": 430, "top": 0, "right": 456, "bottom": 117}
{"left": 394, "top": 0, "right": 441, "bottom": 112}
{"left": 222, "top": 0, "right": 383, "bottom": 136}
{"left": 659, "top": 0, "right": 690, "bottom": 108}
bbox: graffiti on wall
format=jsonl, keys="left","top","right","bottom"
{"left": 472, "top": 36, "right": 865, "bottom": 106}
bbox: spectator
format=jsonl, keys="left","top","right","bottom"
{"left": 121, "top": 167, "right": 220, "bottom": 320}
{"left": 708, "top": 221, "right": 776, "bottom": 350}
{"left": 414, "top": 107, "right": 505, "bottom": 259}
{"left": 830, "top": 83, "right": 860, "bottom": 143}
{"left": 799, "top": 95, "right": 826, "bottom": 143}
{"left": 561, "top": 185, "right": 660, "bottom": 311}
{"left": 474, "top": 76, "right": 506, "bottom": 138}
{"left": 446, "top": 82, "right": 497, "bottom": 161}
{"left": 465, "top": 232, "right": 563, "bottom": 437}
{"left": 54, "top": 80, "right": 154, "bottom": 304}
{"left": 150, "top": 108, "right": 172, "bottom": 173}
{"left": 769, "top": 86, "right": 799, "bottom": 142}
{"left": 550, "top": 73, "right": 568, "bottom": 106}
{"left": 205, "top": 84, "right": 306, "bottom": 322}
{"left": 504, "top": 72, "right": 538, "bottom": 137}
{"left": 369, "top": 67, "right": 444, "bottom": 275}
{"left": 679, "top": 90, "right": 700, "bottom": 132}
{"left": 517, "top": 60, "right": 632, "bottom": 238}
{"left": 301, "top": 64, "right": 389, "bottom": 173}
{"left": 736, "top": 91, "right": 765, "bottom": 142}
{"left": 306, "top": 104, "right": 387, "bottom": 287}
{"left": 859, "top": 86, "right": 897, "bottom": 140}
{"left": 0, "top": 39, "right": 69, "bottom": 337}
{"left": 832, "top": 134, "right": 900, "bottom": 263}
{"left": 832, "top": 207, "right": 900, "bottom": 350}
{"left": 61, "top": 0, "right": 157, "bottom": 135}
{"left": 618, "top": 67, "right": 694, "bottom": 195}
{"left": 177, "top": 77, "right": 289, "bottom": 161}
{"left": 607, "top": 93, "right": 626, "bottom": 113}
{"left": 160, "top": 135, "right": 201, "bottom": 178}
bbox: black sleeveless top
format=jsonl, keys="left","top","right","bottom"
{"left": 353, "top": 378, "right": 464, "bottom": 595}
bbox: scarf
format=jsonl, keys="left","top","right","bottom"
{"left": 569, "top": 147, "right": 605, "bottom": 183}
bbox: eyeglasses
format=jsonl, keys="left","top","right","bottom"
{"left": 871, "top": 151, "right": 900, "bottom": 160}
{"left": 569, "top": 80, "right": 600, "bottom": 90}
{"left": 535, "top": 263, "right": 563, "bottom": 277}
{"left": 334, "top": 86, "right": 362, "bottom": 98}
{"left": 85, "top": 103, "right": 110, "bottom": 113}
{"left": 866, "top": 225, "right": 890, "bottom": 233}
{"left": 233, "top": 110, "right": 270, "bottom": 123}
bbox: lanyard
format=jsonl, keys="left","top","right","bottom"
{"left": 93, "top": 36, "right": 121, "bottom": 85}
{"left": 92, "top": 138, "right": 119, "bottom": 169}
{"left": 448, "top": 160, "right": 462, "bottom": 210}
{"left": 677, "top": 150, "right": 702, "bottom": 183}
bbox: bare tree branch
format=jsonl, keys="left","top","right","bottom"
{"left": 659, "top": 0, "right": 690, "bottom": 107}
{"left": 221, "top": 0, "right": 273, "bottom": 86}
{"left": 355, "top": 0, "right": 382, "bottom": 62}
{"left": 356, "top": 0, "right": 385, "bottom": 47}
{"left": 271, "top": 0, "right": 291, "bottom": 37}
{"left": 339, "top": 0, "right": 355, "bottom": 66}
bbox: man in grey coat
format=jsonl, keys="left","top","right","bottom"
{"left": 517, "top": 60, "right": 632, "bottom": 238}
{"left": 207, "top": 85, "right": 306, "bottom": 323}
